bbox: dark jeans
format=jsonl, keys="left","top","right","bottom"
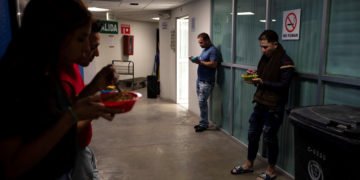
{"left": 247, "top": 104, "right": 284, "bottom": 165}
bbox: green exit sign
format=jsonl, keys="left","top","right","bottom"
{"left": 99, "top": 20, "right": 118, "bottom": 34}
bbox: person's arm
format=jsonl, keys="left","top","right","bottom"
{"left": 198, "top": 47, "right": 219, "bottom": 69}
{"left": 78, "top": 64, "right": 116, "bottom": 99}
{"left": 199, "top": 60, "right": 218, "bottom": 68}
{"left": 0, "top": 109, "right": 75, "bottom": 178}
{"left": 252, "top": 66, "right": 295, "bottom": 90}
{"left": 0, "top": 95, "right": 120, "bottom": 179}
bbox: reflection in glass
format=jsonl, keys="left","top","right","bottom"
{"left": 236, "top": 0, "right": 265, "bottom": 65}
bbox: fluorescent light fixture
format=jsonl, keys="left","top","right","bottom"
{"left": 152, "top": 17, "right": 160, "bottom": 21}
{"left": 88, "top": 7, "right": 109, "bottom": 12}
{"left": 259, "top": 19, "right": 277, "bottom": 23}
{"left": 237, "top": 12, "right": 254, "bottom": 15}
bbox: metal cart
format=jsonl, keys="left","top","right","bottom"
{"left": 112, "top": 60, "right": 134, "bottom": 89}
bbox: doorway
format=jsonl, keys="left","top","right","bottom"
{"left": 176, "top": 16, "right": 189, "bottom": 108}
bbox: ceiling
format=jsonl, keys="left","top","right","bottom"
{"left": 17, "top": 0, "right": 196, "bottom": 23}
{"left": 83, "top": 0, "right": 196, "bottom": 22}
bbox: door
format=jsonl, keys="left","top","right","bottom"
{"left": 176, "top": 17, "right": 189, "bottom": 108}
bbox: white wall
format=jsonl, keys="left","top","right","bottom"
{"left": 159, "top": 0, "right": 211, "bottom": 116}
{"left": 84, "top": 19, "right": 158, "bottom": 84}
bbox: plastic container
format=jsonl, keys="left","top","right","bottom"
{"left": 241, "top": 74, "right": 258, "bottom": 81}
{"left": 101, "top": 91, "right": 141, "bottom": 113}
{"left": 289, "top": 105, "right": 360, "bottom": 180}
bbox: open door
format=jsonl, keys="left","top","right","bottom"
{"left": 176, "top": 16, "right": 189, "bottom": 108}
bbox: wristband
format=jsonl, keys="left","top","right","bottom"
{"left": 68, "top": 106, "right": 78, "bottom": 125}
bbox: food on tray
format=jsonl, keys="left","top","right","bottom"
{"left": 241, "top": 69, "right": 258, "bottom": 81}
{"left": 102, "top": 92, "right": 133, "bottom": 102}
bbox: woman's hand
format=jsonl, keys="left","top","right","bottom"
{"left": 72, "top": 94, "right": 122, "bottom": 121}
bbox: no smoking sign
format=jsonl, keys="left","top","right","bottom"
{"left": 282, "top": 9, "right": 301, "bottom": 40}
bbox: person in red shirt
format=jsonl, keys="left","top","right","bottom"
{"left": 0, "top": 1, "right": 122, "bottom": 179}
{"left": 59, "top": 20, "right": 115, "bottom": 180}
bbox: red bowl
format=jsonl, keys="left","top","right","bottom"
{"left": 101, "top": 91, "right": 142, "bottom": 113}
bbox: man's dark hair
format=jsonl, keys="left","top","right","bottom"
{"left": 258, "top": 30, "right": 279, "bottom": 43}
{"left": 92, "top": 20, "right": 102, "bottom": 33}
{"left": 197, "top": 32, "right": 211, "bottom": 41}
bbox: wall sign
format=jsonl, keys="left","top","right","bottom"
{"left": 191, "top": 17, "right": 196, "bottom": 32}
{"left": 170, "top": 30, "right": 176, "bottom": 51}
{"left": 161, "top": 21, "right": 168, "bottom": 30}
{"left": 121, "top": 24, "right": 131, "bottom": 34}
{"left": 282, "top": 9, "right": 301, "bottom": 40}
{"left": 100, "top": 20, "right": 118, "bottom": 34}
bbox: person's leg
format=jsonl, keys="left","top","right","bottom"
{"left": 231, "top": 105, "right": 265, "bottom": 174}
{"left": 246, "top": 105, "right": 266, "bottom": 167}
{"left": 194, "top": 80, "right": 200, "bottom": 129}
{"left": 197, "top": 81, "right": 213, "bottom": 128}
{"left": 262, "top": 108, "right": 284, "bottom": 176}
{"left": 72, "top": 146, "right": 99, "bottom": 180}
{"left": 87, "top": 147, "right": 99, "bottom": 180}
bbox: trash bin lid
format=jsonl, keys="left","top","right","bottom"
{"left": 290, "top": 104, "right": 360, "bottom": 139}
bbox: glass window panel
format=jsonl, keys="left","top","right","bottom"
{"left": 326, "top": 0, "right": 360, "bottom": 77}
{"left": 233, "top": 69, "right": 256, "bottom": 142}
{"left": 211, "top": 66, "right": 226, "bottom": 127}
{"left": 277, "top": 115, "right": 295, "bottom": 175}
{"left": 324, "top": 83, "right": 360, "bottom": 107}
{"left": 270, "top": 0, "right": 323, "bottom": 74}
{"left": 212, "top": 0, "right": 232, "bottom": 63}
{"left": 211, "top": 67, "right": 232, "bottom": 133}
{"left": 290, "top": 79, "right": 318, "bottom": 107}
{"left": 235, "top": 0, "right": 265, "bottom": 65}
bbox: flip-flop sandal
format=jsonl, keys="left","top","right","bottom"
{"left": 258, "top": 172, "right": 277, "bottom": 180}
{"left": 230, "top": 165, "right": 254, "bottom": 175}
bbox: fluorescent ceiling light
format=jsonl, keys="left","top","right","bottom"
{"left": 237, "top": 12, "right": 254, "bottom": 15}
{"left": 152, "top": 17, "right": 160, "bottom": 21}
{"left": 259, "top": 19, "right": 277, "bottom": 23}
{"left": 88, "top": 7, "right": 109, "bottom": 12}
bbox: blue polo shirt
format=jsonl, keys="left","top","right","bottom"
{"left": 198, "top": 45, "right": 220, "bottom": 82}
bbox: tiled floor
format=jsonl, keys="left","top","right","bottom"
{"left": 91, "top": 88, "right": 293, "bottom": 180}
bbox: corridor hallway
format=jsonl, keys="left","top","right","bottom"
{"left": 91, "top": 88, "right": 293, "bottom": 180}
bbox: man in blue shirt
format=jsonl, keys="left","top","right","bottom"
{"left": 189, "top": 32, "right": 221, "bottom": 132}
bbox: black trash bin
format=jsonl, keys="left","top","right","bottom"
{"left": 289, "top": 105, "right": 360, "bottom": 180}
{"left": 147, "top": 75, "right": 158, "bottom": 98}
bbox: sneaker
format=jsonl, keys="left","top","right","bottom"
{"left": 195, "top": 126, "right": 207, "bottom": 132}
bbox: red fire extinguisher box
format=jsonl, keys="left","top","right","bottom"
{"left": 123, "top": 35, "right": 134, "bottom": 56}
